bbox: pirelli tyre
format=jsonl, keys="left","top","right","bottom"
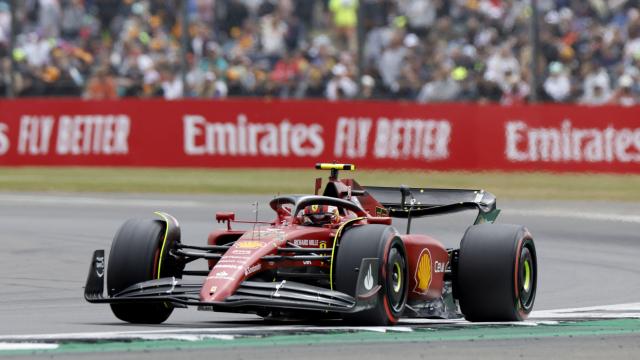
{"left": 335, "top": 225, "right": 408, "bottom": 325}
{"left": 107, "top": 217, "right": 182, "bottom": 324}
{"left": 456, "top": 224, "right": 537, "bottom": 322}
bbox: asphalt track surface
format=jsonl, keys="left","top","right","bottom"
{"left": 0, "top": 192, "right": 639, "bottom": 359}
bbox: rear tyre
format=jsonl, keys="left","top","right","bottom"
{"left": 456, "top": 224, "right": 537, "bottom": 321}
{"left": 335, "top": 225, "right": 408, "bottom": 325}
{"left": 107, "top": 219, "right": 179, "bottom": 324}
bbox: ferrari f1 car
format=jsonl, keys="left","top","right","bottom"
{"left": 85, "top": 163, "right": 537, "bottom": 325}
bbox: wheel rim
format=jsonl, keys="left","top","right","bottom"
{"left": 387, "top": 247, "right": 406, "bottom": 312}
{"left": 518, "top": 245, "right": 535, "bottom": 310}
{"left": 523, "top": 260, "right": 531, "bottom": 292}
{"left": 392, "top": 262, "right": 402, "bottom": 293}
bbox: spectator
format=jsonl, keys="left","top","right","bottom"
{"left": 360, "top": 74, "right": 376, "bottom": 99}
{"left": 326, "top": 63, "right": 358, "bottom": 100}
{"left": 477, "top": 78, "right": 503, "bottom": 103}
{"left": 580, "top": 65, "right": 612, "bottom": 105}
{"left": 260, "top": 9, "right": 288, "bottom": 58}
{"left": 223, "top": 0, "right": 250, "bottom": 36}
{"left": 84, "top": 67, "right": 117, "bottom": 100}
{"left": 623, "top": 10, "right": 640, "bottom": 61}
{"left": 417, "top": 66, "right": 460, "bottom": 103}
{"left": 451, "top": 67, "right": 479, "bottom": 101}
{"left": 61, "top": 0, "right": 85, "bottom": 39}
{"left": 500, "top": 71, "right": 530, "bottom": 106}
{"left": 198, "top": 71, "right": 228, "bottom": 98}
{"left": 329, "top": 0, "right": 358, "bottom": 52}
{"left": 38, "top": 0, "right": 62, "bottom": 38}
{"left": 160, "top": 68, "right": 183, "bottom": 100}
{"left": 398, "top": 0, "right": 436, "bottom": 35}
{"left": 378, "top": 30, "right": 407, "bottom": 94}
{"left": 294, "top": 0, "right": 316, "bottom": 29}
{"left": 609, "top": 74, "right": 637, "bottom": 106}
{"left": 270, "top": 52, "right": 299, "bottom": 97}
{"left": 0, "top": 2, "right": 9, "bottom": 46}
{"left": 543, "top": 62, "right": 571, "bottom": 102}
{"left": 485, "top": 45, "right": 520, "bottom": 89}
{"left": 2, "top": 0, "right": 640, "bottom": 104}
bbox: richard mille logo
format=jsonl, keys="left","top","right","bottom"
{"left": 363, "top": 265, "right": 374, "bottom": 291}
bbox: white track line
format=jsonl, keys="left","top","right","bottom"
{"left": 1, "top": 303, "right": 638, "bottom": 343}
{"left": 530, "top": 302, "right": 640, "bottom": 319}
{"left": 0, "top": 343, "right": 58, "bottom": 350}
{"left": 0, "top": 325, "right": 415, "bottom": 342}
{"left": 508, "top": 209, "right": 640, "bottom": 224}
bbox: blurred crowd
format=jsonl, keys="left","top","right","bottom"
{"left": 1, "top": 0, "right": 640, "bottom": 105}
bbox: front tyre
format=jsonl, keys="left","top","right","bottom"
{"left": 107, "top": 218, "right": 179, "bottom": 324}
{"left": 456, "top": 224, "right": 537, "bottom": 321}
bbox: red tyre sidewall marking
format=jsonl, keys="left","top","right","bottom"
{"left": 153, "top": 248, "right": 160, "bottom": 278}
{"left": 382, "top": 235, "right": 397, "bottom": 324}
{"left": 513, "top": 236, "right": 528, "bottom": 320}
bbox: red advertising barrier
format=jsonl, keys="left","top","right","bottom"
{"left": 0, "top": 99, "right": 639, "bottom": 173}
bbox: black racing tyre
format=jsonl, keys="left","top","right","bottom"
{"left": 456, "top": 224, "right": 537, "bottom": 322}
{"left": 335, "top": 225, "right": 408, "bottom": 325}
{"left": 107, "top": 219, "right": 178, "bottom": 324}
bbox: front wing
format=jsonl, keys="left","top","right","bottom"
{"left": 84, "top": 250, "right": 381, "bottom": 314}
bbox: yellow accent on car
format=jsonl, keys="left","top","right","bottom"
{"left": 524, "top": 260, "right": 531, "bottom": 291}
{"left": 315, "top": 163, "right": 356, "bottom": 171}
{"left": 393, "top": 262, "right": 402, "bottom": 293}
{"left": 329, "top": 217, "right": 366, "bottom": 290}
{"left": 415, "top": 250, "right": 432, "bottom": 293}
{"left": 235, "top": 241, "right": 264, "bottom": 249}
{"left": 154, "top": 211, "right": 171, "bottom": 279}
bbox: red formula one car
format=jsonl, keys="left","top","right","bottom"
{"left": 85, "top": 163, "right": 537, "bottom": 325}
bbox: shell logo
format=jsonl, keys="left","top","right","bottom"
{"left": 413, "top": 249, "right": 432, "bottom": 294}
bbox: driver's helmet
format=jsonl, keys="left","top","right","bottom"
{"left": 302, "top": 204, "right": 340, "bottom": 226}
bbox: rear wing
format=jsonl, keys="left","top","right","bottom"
{"left": 361, "top": 186, "right": 500, "bottom": 226}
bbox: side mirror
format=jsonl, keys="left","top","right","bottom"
{"left": 215, "top": 212, "right": 235, "bottom": 230}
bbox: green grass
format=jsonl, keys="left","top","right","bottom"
{"left": 0, "top": 167, "right": 638, "bottom": 201}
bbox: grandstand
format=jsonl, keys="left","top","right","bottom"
{"left": 0, "top": 0, "right": 639, "bottom": 105}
